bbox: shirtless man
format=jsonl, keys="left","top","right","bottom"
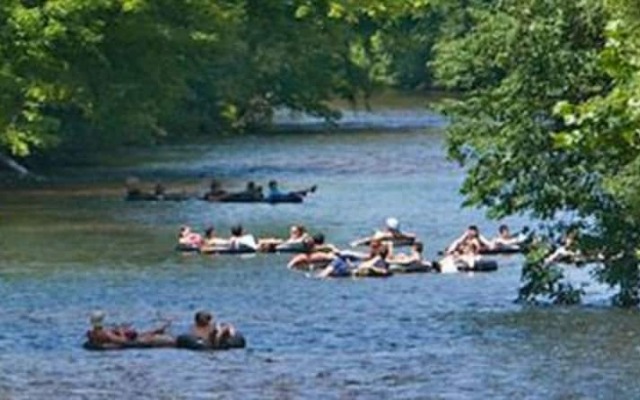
{"left": 86, "top": 311, "right": 174, "bottom": 348}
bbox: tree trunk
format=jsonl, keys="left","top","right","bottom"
{"left": 0, "top": 152, "right": 39, "bottom": 179}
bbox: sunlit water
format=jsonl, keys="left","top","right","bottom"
{"left": 1, "top": 121, "right": 638, "bottom": 399}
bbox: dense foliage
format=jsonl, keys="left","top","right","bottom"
{"left": 434, "top": 0, "right": 640, "bottom": 306}
{"left": 0, "top": 0, "right": 447, "bottom": 168}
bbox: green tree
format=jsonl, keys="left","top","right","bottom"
{"left": 434, "top": 0, "right": 640, "bottom": 306}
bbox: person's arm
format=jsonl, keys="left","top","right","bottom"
{"left": 478, "top": 234, "right": 492, "bottom": 249}
{"left": 104, "top": 329, "right": 129, "bottom": 344}
{"left": 445, "top": 234, "right": 467, "bottom": 254}
{"left": 350, "top": 236, "right": 374, "bottom": 247}
{"left": 356, "top": 256, "right": 386, "bottom": 273}
{"left": 389, "top": 252, "right": 419, "bottom": 265}
{"left": 287, "top": 254, "right": 309, "bottom": 269}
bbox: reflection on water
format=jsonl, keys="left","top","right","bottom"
{"left": 0, "top": 128, "right": 636, "bottom": 399}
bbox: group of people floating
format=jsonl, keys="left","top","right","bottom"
{"left": 177, "top": 217, "right": 536, "bottom": 277}
{"left": 125, "top": 177, "right": 317, "bottom": 204}
{"left": 84, "top": 310, "right": 245, "bottom": 351}
{"left": 87, "top": 221, "right": 578, "bottom": 351}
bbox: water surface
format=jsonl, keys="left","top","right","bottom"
{"left": 0, "top": 125, "right": 637, "bottom": 399}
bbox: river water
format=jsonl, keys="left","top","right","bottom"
{"left": 1, "top": 109, "right": 640, "bottom": 399}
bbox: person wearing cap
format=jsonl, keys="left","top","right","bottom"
{"left": 350, "top": 217, "right": 417, "bottom": 247}
{"left": 86, "top": 311, "right": 174, "bottom": 348}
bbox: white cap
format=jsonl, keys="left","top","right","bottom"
{"left": 386, "top": 217, "right": 400, "bottom": 230}
{"left": 90, "top": 310, "right": 106, "bottom": 328}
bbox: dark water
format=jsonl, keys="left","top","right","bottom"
{"left": 1, "top": 126, "right": 639, "bottom": 399}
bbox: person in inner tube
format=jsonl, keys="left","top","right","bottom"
{"left": 258, "top": 224, "right": 310, "bottom": 252}
{"left": 350, "top": 217, "right": 416, "bottom": 247}
{"left": 445, "top": 225, "right": 491, "bottom": 256}
{"left": 387, "top": 241, "right": 428, "bottom": 268}
{"left": 190, "top": 311, "right": 237, "bottom": 348}
{"left": 544, "top": 227, "right": 580, "bottom": 266}
{"left": 490, "top": 224, "right": 528, "bottom": 249}
{"left": 265, "top": 180, "right": 317, "bottom": 201}
{"left": 317, "top": 240, "right": 386, "bottom": 278}
{"left": 203, "top": 179, "right": 228, "bottom": 201}
{"left": 86, "top": 311, "right": 174, "bottom": 347}
{"left": 287, "top": 233, "right": 341, "bottom": 270}
{"left": 228, "top": 224, "right": 258, "bottom": 250}
{"left": 178, "top": 226, "right": 204, "bottom": 249}
{"left": 352, "top": 244, "right": 391, "bottom": 276}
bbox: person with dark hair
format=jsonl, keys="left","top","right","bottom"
{"left": 544, "top": 227, "right": 580, "bottom": 266}
{"left": 228, "top": 224, "right": 258, "bottom": 250}
{"left": 201, "top": 226, "right": 230, "bottom": 250}
{"left": 389, "top": 241, "right": 425, "bottom": 265}
{"left": 317, "top": 240, "right": 388, "bottom": 278}
{"left": 445, "top": 225, "right": 491, "bottom": 256}
{"left": 287, "top": 232, "right": 340, "bottom": 270}
{"left": 353, "top": 244, "right": 391, "bottom": 276}
{"left": 203, "top": 179, "right": 228, "bottom": 201}
{"left": 265, "top": 180, "right": 317, "bottom": 203}
{"left": 189, "top": 310, "right": 237, "bottom": 349}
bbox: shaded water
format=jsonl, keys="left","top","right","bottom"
{"left": 1, "top": 126, "right": 639, "bottom": 399}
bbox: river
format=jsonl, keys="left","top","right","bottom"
{"left": 1, "top": 103, "right": 639, "bottom": 399}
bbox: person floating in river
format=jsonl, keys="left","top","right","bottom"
{"left": 258, "top": 224, "right": 311, "bottom": 252}
{"left": 178, "top": 226, "right": 204, "bottom": 249}
{"left": 445, "top": 225, "right": 491, "bottom": 255}
{"left": 287, "top": 233, "right": 340, "bottom": 270}
{"left": 228, "top": 224, "right": 259, "bottom": 250}
{"left": 86, "top": 311, "right": 175, "bottom": 348}
{"left": 190, "top": 310, "right": 237, "bottom": 349}
{"left": 203, "top": 179, "right": 228, "bottom": 201}
{"left": 317, "top": 240, "right": 388, "bottom": 278}
{"left": 490, "top": 224, "right": 532, "bottom": 249}
{"left": 265, "top": 180, "right": 317, "bottom": 203}
{"left": 439, "top": 225, "right": 491, "bottom": 273}
{"left": 200, "top": 226, "right": 231, "bottom": 251}
{"left": 544, "top": 227, "right": 581, "bottom": 266}
{"left": 352, "top": 243, "right": 391, "bottom": 277}
{"left": 388, "top": 241, "right": 426, "bottom": 266}
{"left": 350, "top": 217, "right": 417, "bottom": 247}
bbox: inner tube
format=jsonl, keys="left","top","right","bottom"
{"left": 389, "top": 261, "right": 434, "bottom": 274}
{"left": 356, "top": 237, "right": 415, "bottom": 247}
{"left": 265, "top": 193, "right": 304, "bottom": 204}
{"left": 82, "top": 340, "right": 169, "bottom": 351}
{"left": 216, "top": 193, "right": 263, "bottom": 203}
{"left": 352, "top": 268, "right": 393, "bottom": 278}
{"left": 456, "top": 259, "right": 498, "bottom": 272}
{"left": 175, "top": 333, "right": 246, "bottom": 350}
{"left": 274, "top": 242, "right": 308, "bottom": 253}
{"left": 176, "top": 244, "right": 201, "bottom": 253}
{"left": 125, "top": 193, "right": 190, "bottom": 202}
{"left": 200, "top": 246, "right": 256, "bottom": 255}
{"left": 479, "top": 246, "right": 522, "bottom": 255}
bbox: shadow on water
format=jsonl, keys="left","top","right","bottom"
{"left": 0, "top": 109, "right": 635, "bottom": 398}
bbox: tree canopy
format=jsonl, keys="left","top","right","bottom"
{"left": 433, "top": 0, "right": 640, "bottom": 306}
{"left": 0, "top": 0, "right": 446, "bottom": 170}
